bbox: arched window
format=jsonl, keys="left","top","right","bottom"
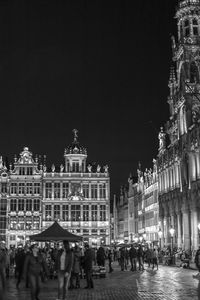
{"left": 190, "top": 62, "right": 199, "bottom": 83}
{"left": 184, "top": 19, "right": 190, "bottom": 37}
{"left": 192, "top": 19, "right": 199, "bottom": 36}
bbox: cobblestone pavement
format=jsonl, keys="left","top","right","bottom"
{"left": 4, "top": 262, "right": 200, "bottom": 300}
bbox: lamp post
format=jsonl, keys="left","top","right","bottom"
{"left": 158, "top": 228, "right": 162, "bottom": 249}
{"left": 169, "top": 226, "right": 175, "bottom": 264}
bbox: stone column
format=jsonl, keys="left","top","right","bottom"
{"left": 195, "top": 151, "right": 200, "bottom": 179}
{"left": 190, "top": 209, "right": 198, "bottom": 251}
{"left": 176, "top": 213, "right": 182, "bottom": 248}
{"left": 182, "top": 208, "right": 191, "bottom": 251}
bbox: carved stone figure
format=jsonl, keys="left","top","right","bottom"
{"left": 158, "top": 127, "right": 166, "bottom": 150}
{"left": 104, "top": 165, "right": 109, "bottom": 173}
{"left": 97, "top": 165, "right": 101, "bottom": 172}
{"left": 51, "top": 164, "right": 55, "bottom": 172}
{"left": 60, "top": 164, "right": 64, "bottom": 172}
{"left": 87, "top": 164, "right": 92, "bottom": 172}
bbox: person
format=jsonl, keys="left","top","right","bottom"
{"left": 55, "top": 240, "right": 73, "bottom": 300}
{"left": 137, "top": 245, "right": 144, "bottom": 271}
{"left": 96, "top": 246, "right": 105, "bottom": 267}
{"left": 145, "top": 247, "right": 152, "bottom": 268}
{"left": 129, "top": 245, "right": 137, "bottom": 271}
{"left": 23, "top": 244, "right": 49, "bottom": 300}
{"left": 83, "top": 244, "right": 94, "bottom": 289}
{"left": 152, "top": 248, "right": 158, "bottom": 270}
{"left": 195, "top": 246, "right": 200, "bottom": 277}
{"left": 71, "top": 245, "right": 81, "bottom": 289}
{"left": 108, "top": 249, "right": 113, "bottom": 273}
{"left": 0, "top": 241, "right": 7, "bottom": 300}
{"left": 119, "top": 247, "right": 126, "bottom": 271}
{"left": 15, "top": 244, "right": 26, "bottom": 288}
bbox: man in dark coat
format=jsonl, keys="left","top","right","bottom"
{"left": 96, "top": 246, "right": 105, "bottom": 267}
{"left": 15, "top": 245, "right": 26, "bottom": 288}
{"left": 129, "top": 245, "right": 137, "bottom": 271}
{"left": 84, "top": 244, "right": 94, "bottom": 289}
{"left": 55, "top": 240, "right": 73, "bottom": 300}
{"left": 23, "top": 244, "right": 49, "bottom": 300}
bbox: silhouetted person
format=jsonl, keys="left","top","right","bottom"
{"left": 23, "top": 244, "right": 49, "bottom": 300}
{"left": 55, "top": 240, "right": 73, "bottom": 300}
{"left": 83, "top": 244, "right": 94, "bottom": 289}
{"left": 15, "top": 245, "right": 26, "bottom": 288}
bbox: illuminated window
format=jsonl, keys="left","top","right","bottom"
{"left": 62, "top": 205, "right": 69, "bottom": 221}
{"left": 62, "top": 183, "right": 69, "bottom": 198}
{"left": 34, "top": 183, "right": 40, "bottom": 194}
{"left": 72, "top": 161, "right": 79, "bottom": 172}
{"left": 10, "top": 183, "right": 17, "bottom": 194}
{"left": 45, "top": 182, "right": 52, "bottom": 198}
{"left": 71, "top": 205, "right": 81, "bottom": 221}
{"left": 83, "top": 205, "right": 89, "bottom": 221}
{"left": 1, "top": 183, "right": 7, "bottom": 193}
{"left": 54, "top": 205, "right": 60, "bottom": 219}
{"left": 18, "top": 217, "right": 24, "bottom": 230}
{"left": 10, "top": 235, "right": 16, "bottom": 241}
{"left": 33, "top": 199, "right": 40, "bottom": 211}
{"left": 27, "top": 167, "right": 33, "bottom": 175}
{"left": 45, "top": 205, "right": 52, "bottom": 220}
{"left": 18, "top": 183, "right": 25, "bottom": 194}
{"left": 184, "top": 19, "right": 190, "bottom": 36}
{"left": 99, "top": 183, "right": 106, "bottom": 199}
{"left": 91, "top": 184, "right": 97, "bottom": 199}
{"left": 33, "top": 217, "right": 39, "bottom": 229}
{"left": 26, "top": 199, "right": 32, "bottom": 211}
{"left": 10, "top": 199, "right": 17, "bottom": 211}
{"left": 26, "top": 183, "right": 33, "bottom": 195}
{"left": 19, "top": 168, "right": 25, "bottom": 175}
{"left": 26, "top": 216, "right": 32, "bottom": 230}
{"left": 54, "top": 183, "right": 60, "bottom": 198}
{"left": 82, "top": 184, "right": 89, "bottom": 198}
{"left": 10, "top": 217, "right": 17, "bottom": 230}
{"left": 18, "top": 199, "right": 25, "bottom": 211}
{"left": 91, "top": 205, "right": 98, "bottom": 221}
{"left": 100, "top": 205, "right": 106, "bottom": 221}
{"left": 193, "top": 19, "right": 198, "bottom": 35}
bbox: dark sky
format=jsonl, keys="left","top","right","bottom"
{"left": 0, "top": 0, "right": 178, "bottom": 199}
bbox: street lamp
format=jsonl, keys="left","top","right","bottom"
{"left": 158, "top": 228, "right": 162, "bottom": 249}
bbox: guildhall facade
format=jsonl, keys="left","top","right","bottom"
{"left": 158, "top": 0, "right": 200, "bottom": 252}
{"left": 0, "top": 130, "right": 110, "bottom": 248}
{"left": 114, "top": 0, "right": 200, "bottom": 253}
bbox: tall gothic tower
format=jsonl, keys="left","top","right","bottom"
{"left": 167, "top": 0, "right": 200, "bottom": 144}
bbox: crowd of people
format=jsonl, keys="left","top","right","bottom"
{"left": 0, "top": 240, "right": 199, "bottom": 300}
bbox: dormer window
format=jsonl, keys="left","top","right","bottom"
{"left": 184, "top": 19, "right": 190, "bottom": 36}
{"left": 192, "top": 19, "right": 199, "bottom": 36}
{"left": 72, "top": 161, "right": 79, "bottom": 172}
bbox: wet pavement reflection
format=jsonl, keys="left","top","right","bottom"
{"left": 4, "top": 262, "right": 200, "bottom": 300}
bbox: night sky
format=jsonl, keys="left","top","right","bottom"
{"left": 0, "top": 0, "right": 178, "bottom": 199}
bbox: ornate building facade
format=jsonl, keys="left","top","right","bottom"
{"left": 157, "top": 0, "right": 200, "bottom": 252}
{"left": 0, "top": 130, "right": 110, "bottom": 248}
